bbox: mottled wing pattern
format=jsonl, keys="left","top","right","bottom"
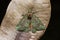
{"left": 31, "top": 15, "right": 46, "bottom": 33}
{"left": 16, "top": 15, "right": 30, "bottom": 32}
{"left": 16, "top": 14, "right": 46, "bottom": 33}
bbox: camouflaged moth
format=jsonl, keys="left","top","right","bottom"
{"left": 16, "top": 7, "right": 46, "bottom": 33}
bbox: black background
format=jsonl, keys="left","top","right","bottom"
{"left": 0, "top": 0, "right": 60, "bottom": 40}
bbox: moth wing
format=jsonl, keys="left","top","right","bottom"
{"left": 16, "top": 15, "right": 30, "bottom": 32}
{"left": 31, "top": 15, "right": 46, "bottom": 33}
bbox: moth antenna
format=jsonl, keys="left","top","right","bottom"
{"left": 22, "top": 14, "right": 25, "bottom": 16}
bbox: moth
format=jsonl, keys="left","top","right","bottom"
{"left": 16, "top": 7, "right": 46, "bottom": 33}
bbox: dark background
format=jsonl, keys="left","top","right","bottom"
{"left": 0, "top": 0, "right": 60, "bottom": 40}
